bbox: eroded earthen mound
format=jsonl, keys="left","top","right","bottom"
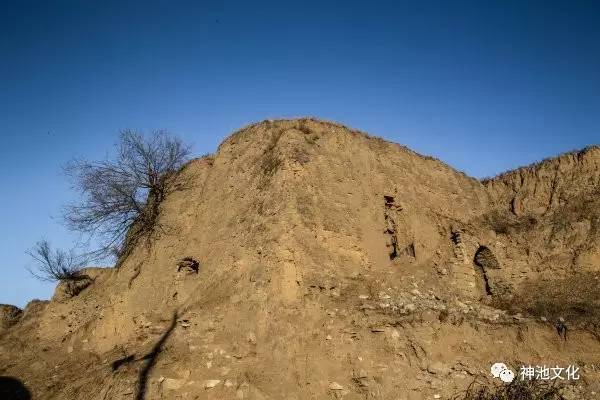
{"left": 1, "top": 119, "right": 599, "bottom": 399}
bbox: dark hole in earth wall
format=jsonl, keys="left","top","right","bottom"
{"left": 473, "top": 246, "right": 499, "bottom": 296}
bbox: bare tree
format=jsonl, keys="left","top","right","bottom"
{"left": 27, "top": 240, "right": 86, "bottom": 282}
{"left": 63, "top": 129, "right": 191, "bottom": 260}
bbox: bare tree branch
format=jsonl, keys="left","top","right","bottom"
{"left": 62, "top": 129, "right": 191, "bottom": 261}
{"left": 26, "top": 240, "right": 86, "bottom": 282}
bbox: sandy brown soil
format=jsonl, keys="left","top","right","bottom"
{"left": 1, "top": 119, "right": 599, "bottom": 399}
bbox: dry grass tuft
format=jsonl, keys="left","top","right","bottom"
{"left": 455, "top": 378, "right": 565, "bottom": 400}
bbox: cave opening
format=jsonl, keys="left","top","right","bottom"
{"left": 474, "top": 245, "right": 498, "bottom": 296}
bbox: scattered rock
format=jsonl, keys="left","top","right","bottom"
{"left": 179, "top": 370, "right": 191, "bottom": 380}
{"left": 354, "top": 370, "right": 368, "bottom": 378}
{"left": 247, "top": 332, "right": 257, "bottom": 345}
{"left": 203, "top": 379, "right": 221, "bottom": 389}
{"left": 404, "top": 303, "right": 416, "bottom": 312}
{"left": 427, "top": 362, "right": 452, "bottom": 376}
{"left": 329, "top": 382, "right": 344, "bottom": 390}
{"left": 164, "top": 378, "right": 185, "bottom": 390}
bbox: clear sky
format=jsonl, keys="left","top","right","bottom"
{"left": 1, "top": 1, "right": 598, "bottom": 307}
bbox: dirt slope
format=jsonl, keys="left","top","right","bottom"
{"left": 1, "top": 119, "right": 599, "bottom": 400}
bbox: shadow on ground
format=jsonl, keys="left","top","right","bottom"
{"left": 135, "top": 311, "right": 178, "bottom": 400}
{"left": 0, "top": 376, "right": 31, "bottom": 400}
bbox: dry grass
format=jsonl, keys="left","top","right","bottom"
{"left": 482, "top": 210, "right": 538, "bottom": 235}
{"left": 492, "top": 272, "right": 600, "bottom": 333}
{"left": 260, "top": 128, "right": 285, "bottom": 178}
{"left": 481, "top": 145, "right": 600, "bottom": 184}
{"left": 455, "top": 378, "right": 565, "bottom": 400}
{"left": 220, "top": 117, "right": 484, "bottom": 181}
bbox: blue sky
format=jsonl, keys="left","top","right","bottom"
{"left": 1, "top": 0, "right": 598, "bottom": 307}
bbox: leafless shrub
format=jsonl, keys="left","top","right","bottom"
{"left": 27, "top": 240, "right": 86, "bottom": 282}
{"left": 261, "top": 152, "right": 281, "bottom": 177}
{"left": 63, "top": 129, "right": 191, "bottom": 261}
{"left": 291, "top": 148, "right": 310, "bottom": 165}
{"left": 296, "top": 120, "right": 312, "bottom": 135}
{"left": 455, "top": 378, "right": 565, "bottom": 400}
{"left": 260, "top": 129, "right": 284, "bottom": 180}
